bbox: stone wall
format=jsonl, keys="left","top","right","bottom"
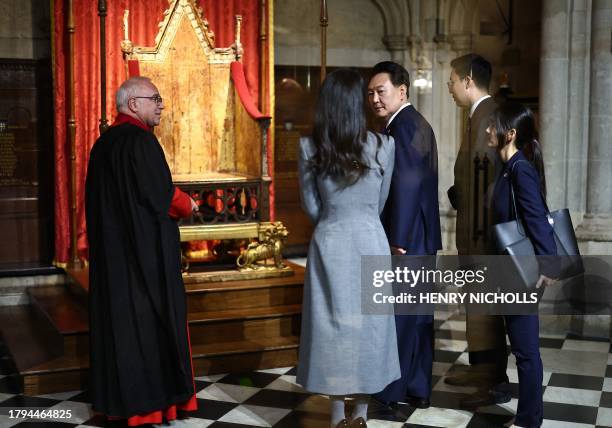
{"left": 274, "top": 0, "right": 389, "bottom": 67}
{"left": 0, "top": 0, "right": 51, "bottom": 59}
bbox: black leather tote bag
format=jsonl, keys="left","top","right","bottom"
{"left": 493, "top": 161, "right": 584, "bottom": 288}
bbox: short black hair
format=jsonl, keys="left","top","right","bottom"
{"left": 371, "top": 61, "right": 410, "bottom": 98}
{"left": 450, "top": 54, "right": 492, "bottom": 91}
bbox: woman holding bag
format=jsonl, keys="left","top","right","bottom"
{"left": 487, "top": 102, "right": 556, "bottom": 428}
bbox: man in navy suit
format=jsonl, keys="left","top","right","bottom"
{"left": 368, "top": 61, "right": 442, "bottom": 408}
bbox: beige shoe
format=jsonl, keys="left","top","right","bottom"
{"left": 504, "top": 418, "right": 524, "bottom": 428}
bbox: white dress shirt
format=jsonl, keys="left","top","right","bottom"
{"left": 470, "top": 95, "right": 491, "bottom": 118}
{"left": 386, "top": 102, "right": 411, "bottom": 128}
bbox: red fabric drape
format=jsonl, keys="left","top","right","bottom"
{"left": 53, "top": 0, "right": 270, "bottom": 263}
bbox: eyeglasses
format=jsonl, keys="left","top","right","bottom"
{"left": 446, "top": 79, "right": 460, "bottom": 88}
{"left": 132, "top": 95, "right": 163, "bottom": 105}
{"left": 446, "top": 75, "right": 472, "bottom": 89}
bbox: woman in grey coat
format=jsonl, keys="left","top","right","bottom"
{"left": 296, "top": 69, "right": 401, "bottom": 428}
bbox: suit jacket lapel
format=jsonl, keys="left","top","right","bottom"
{"left": 387, "top": 104, "right": 412, "bottom": 138}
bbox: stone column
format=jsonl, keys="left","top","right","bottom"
{"left": 565, "top": 0, "right": 589, "bottom": 216}
{"left": 576, "top": 0, "right": 612, "bottom": 254}
{"left": 413, "top": 38, "right": 434, "bottom": 119}
{"left": 382, "top": 35, "right": 408, "bottom": 67}
{"left": 539, "top": 0, "right": 571, "bottom": 211}
{"left": 449, "top": 33, "right": 471, "bottom": 56}
{"left": 570, "top": 0, "right": 612, "bottom": 339}
{"left": 383, "top": 34, "right": 419, "bottom": 110}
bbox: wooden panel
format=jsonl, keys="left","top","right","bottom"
{"left": 274, "top": 128, "right": 301, "bottom": 178}
{"left": 124, "top": 0, "right": 269, "bottom": 179}
{"left": 190, "top": 316, "right": 300, "bottom": 345}
{"left": 190, "top": 335, "right": 299, "bottom": 357}
{"left": 0, "top": 59, "right": 54, "bottom": 268}
{"left": 188, "top": 303, "right": 302, "bottom": 322}
{"left": 139, "top": 16, "right": 217, "bottom": 175}
{"left": 22, "top": 369, "right": 88, "bottom": 396}
{"left": 28, "top": 286, "right": 88, "bottom": 334}
{"left": 194, "top": 347, "right": 299, "bottom": 376}
{"left": 62, "top": 334, "right": 89, "bottom": 358}
{"left": 67, "top": 261, "right": 304, "bottom": 292}
{"left": 211, "top": 63, "right": 236, "bottom": 173}
{"left": 133, "top": 9, "right": 270, "bottom": 179}
{"left": 187, "top": 284, "right": 303, "bottom": 313}
{"left": 0, "top": 305, "right": 62, "bottom": 371}
{"left": 234, "top": 93, "right": 262, "bottom": 176}
{"left": 0, "top": 195, "right": 48, "bottom": 266}
{"left": 184, "top": 260, "right": 304, "bottom": 290}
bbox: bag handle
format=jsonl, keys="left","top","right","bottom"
{"left": 508, "top": 160, "right": 526, "bottom": 236}
{"left": 509, "top": 159, "right": 567, "bottom": 254}
{"left": 510, "top": 159, "right": 551, "bottom": 214}
{"left": 508, "top": 159, "right": 551, "bottom": 235}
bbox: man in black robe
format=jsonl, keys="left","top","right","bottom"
{"left": 85, "top": 76, "right": 197, "bottom": 424}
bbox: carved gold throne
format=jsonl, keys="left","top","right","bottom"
{"left": 120, "top": 0, "right": 290, "bottom": 279}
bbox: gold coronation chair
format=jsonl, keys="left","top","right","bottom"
{"left": 120, "top": 0, "right": 289, "bottom": 278}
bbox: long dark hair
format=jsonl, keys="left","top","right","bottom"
{"left": 491, "top": 102, "right": 547, "bottom": 196}
{"left": 311, "top": 69, "right": 370, "bottom": 185}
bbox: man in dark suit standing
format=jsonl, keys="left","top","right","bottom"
{"left": 446, "top": 54, "right": 510, "bottom": 407}
{"left": 368, "top": 61, "right": 442, "bottom": 408}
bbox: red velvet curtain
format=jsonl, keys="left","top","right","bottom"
{"left": 53, "top": 0, "right": 270, "bottom": 264}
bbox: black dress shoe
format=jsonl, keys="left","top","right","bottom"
{"left": 369, "top": 398, "right": 411, "bottom": 420}
{"left": 406, "top": 396, "right": 430, "bottom": 409}
{"left": 369, "top": 396, "right": 394, "bottom": 409}
{"left": 335, "top": 418, "right": 350, "bottom": 428}
{"left": 444, "top": 372, "right": 493, "bottom": 387}
{"left": 460, "top": 388, "right": 511, "bottom": 409}
{"left": 349, "top": 417, "right": 367, "bottom": 427}
{"left": 444, "top": 365, "right": 502, "bottom": 387}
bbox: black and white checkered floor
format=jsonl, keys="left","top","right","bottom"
{"left": 1, "top": 308, "right": 611, "bottom": 427}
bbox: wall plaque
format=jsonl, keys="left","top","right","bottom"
{"left": 0, "top": 132, "right": 17, "bottom": 183}
{"left": 0, "top": 59, "right": 53, "bottom": 267}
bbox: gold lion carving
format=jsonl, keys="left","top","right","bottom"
{"left": 236, "top": 222, "right": 289, "bottom": 270}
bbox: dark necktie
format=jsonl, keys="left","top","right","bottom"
{"left": 467, "top": 116, "right": 472, "bottom": 140}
